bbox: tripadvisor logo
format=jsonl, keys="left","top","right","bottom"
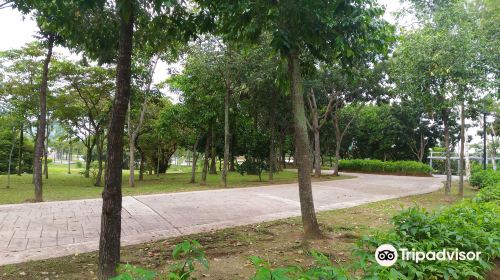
{"left": 375, "top": 244, "right": 482, "bottom": 267}
{"left": 375, "top": 244, "right": 398, "bottom": 267}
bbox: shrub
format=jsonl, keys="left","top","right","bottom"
{"left": 339, "top": 159, "right": 432, "bottom": 176}
{"left": 354, "top": 201, "right": 500, "bottom": 279}
{"left": 469, "top": 169, "right": 500, "bottom": 188}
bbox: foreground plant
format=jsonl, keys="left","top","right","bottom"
{"left": 112, "top": 240, "right": 209, "bottom": 280}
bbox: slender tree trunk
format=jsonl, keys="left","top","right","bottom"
{"left": 287, "top": 52, "right": 321, "bottom": 238}
{"left": 221, "top": 88, "right": 231, "bottom": 187}
{"left": 465, "top": 128, "right": 471, "bottom": 178}
{"left": 334, "top": 137, "right": 341, "bottom": 176}
{"left": 156, "top": 136, "right": 161, "bottom": 177}
{"left": 7, "top": 128, "right": 15, "bottom": 188}
{"left": 443, "top": 109, "right": 452, "bottom": 195}
{"left": 313, "top": 125, "right": 321, "bottom": 177}
{"left": 189, "top": 137, "right": 200, "bottom": 184}
{"left": 201, "top": 131, "right": 211, "bottom": 185}
{"left": 229, "top": 153, "right": 235, "bottom": 171}
{"left": 209, "top": 127, "right": 217, "bottom": 174}
{"left": 98, "top": 3, "right": 134, "bottom": 278}
{"left": 136, "top": 138, "right": 145, "bottom": 181}
{"left": 458, "top": 101, "right": 465, "bottom": 196}
{"left": 269, "top": 91, "right": 277, "bottom": 182}
{"left": 17, "top": 123, "right": 23, "bottom": 175}
{"left": 490, "top": 134, "right": 497, "bottom": 171}
{"left": 34, "top": 35, "right": 54, "bottom": 202}
{"left": 44, "top": 118, "right": 49, "bottom": 179}
{"left": 85, "top": 143, "right": 94, "bottom": 178}
{"left": 68, "top": 136, "right": 72, "bottom": 174}
{"left": 95, "top": 131, "right": 104, "bottom": 187}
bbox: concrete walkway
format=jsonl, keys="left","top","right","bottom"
{"left": 0, "top": 173, "right": 442, "bottom": 266}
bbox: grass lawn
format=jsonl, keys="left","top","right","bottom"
{"left": 0, "top": 163, "right": 352, "bottom": 205}
{"left": 2, "top": 182, "right": 496, "bottom": 280}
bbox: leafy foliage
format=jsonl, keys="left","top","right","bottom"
{"left": 250, "top": 251, "right": 350, "bottom": 280}
{"left": 339, "top": 159, "right": 432, "bottom": 176}
{"left": 469, "top": 169, "right": 500, "bottom": 189}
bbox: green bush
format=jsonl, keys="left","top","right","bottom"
{"left": 469, "top": 169, "right": 500, "bottom": 188}
{"left": 339, "top": 159, "right": 432, "bottom": 176}
{"left": 351, "top": 167, "right": 500, "bottom": 280}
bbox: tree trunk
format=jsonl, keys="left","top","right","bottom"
{"left": 221, "top": 88, "right": 230, "bottom": 187}
{"left": 128, "top": 136, "right": 135, "bottom": 187}
{"left": 68, "top": 136, "right": 72, "bottom": 174}
{"left": 313, "top": 126, "right": 321, "bottom": 177}
{"left": 95, "top": 131, "right": 104, "bottom": 187}
{"left": 333, "top": 137, "right": 341, "bottom": 176}
{"left": 98, "top": 3, "right": 134, "bottom": 278}
{"left": 465, "top": 129, "right": 471, "bottom": 178}
{"left": 156, "top": 136, "right": 161, "bottom": 177}
{"left": 287, "top": 52, "right": 321, "bottom": 238}
{"left": 491, "top": 134, "right": 497, "bottom": 171}
{"left": 137, "top": 139, "right": 145, "bottom": 181}
{"left": 458, "top": 101, "right": 465, "bottom": 196}
{"left": 85, "top": 143, "right": 94, "bottom": 178}
{"left": 443, "top": 109, "right": 452, "bottom": 195}
{"left": 269, "top": 91, "right": 277, "bottom": 182}
{"left": 201, "top": 131, "right": 211, "bottom": 185}
{"left": 44, "top": 118, "right": 49, "bottom": 179}
{"left": 34, "top": 35, "right": 54, "bottom": 202}
{"left": 7, "top": 128, "right": 15, "bottom": 188}
{"left": 209, "top": 128, "right": 217, "bottom": 174}
{"left": 17, "top": 123, "right": 23, "bottom": 175}
{"left": 189, "top": 137, "right": 200, "bottom": 184}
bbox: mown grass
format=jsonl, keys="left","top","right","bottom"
{"left": 0, "top": 163, "right": 352, "bottom": 204}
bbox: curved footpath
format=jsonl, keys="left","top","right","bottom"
{"left": 0, "top": 172, "right": 442, "bottom": 266}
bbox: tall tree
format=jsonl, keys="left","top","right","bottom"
{"left": 197, "top": 0, "right": 393, "bottom": 238}
{"left": 128, "top": 55, "right": 159, "bottom": 187}
{"left": 33, "top": 34, "right": 55, "bottom": 202}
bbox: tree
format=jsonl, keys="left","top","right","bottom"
{"left": 128, "top": 54, "right": 159, "bottom": 187}
{"left": 32, "top": 34, "right": 55, "bottom": 202}
{"left": 392, "top": 0, "right": 489, "bottom": 195}
{"left": 0, "top": 43, "right": 44, "bottom": 176}
{"left": 197, "top": 0, "right": 393, "bottom": 238}
{"left": 305, "top": 88, "right": 334, "bottom": 178}
{"left": 54, "top": 60, "right": 114, "bottom": 185}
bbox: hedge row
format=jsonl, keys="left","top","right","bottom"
{"left": 339, "top": 159, "right": 432, "bottom": 176}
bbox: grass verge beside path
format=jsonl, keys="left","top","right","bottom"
{"left": 0, "top": 164, "right": 353, "bottom": 205}
{"left": 1, "top": 182, "right": 493, "bottom": 280}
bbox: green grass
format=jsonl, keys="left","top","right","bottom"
{"left": 0, "top": 164, "right": 352, "bottom": 205}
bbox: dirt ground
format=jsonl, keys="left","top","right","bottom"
{"left": 0, "top": 183, "right": 497, "bottom": 279}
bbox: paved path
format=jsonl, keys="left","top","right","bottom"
{"left": 0, "top": 173, "right": 442, "bottom": 266}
